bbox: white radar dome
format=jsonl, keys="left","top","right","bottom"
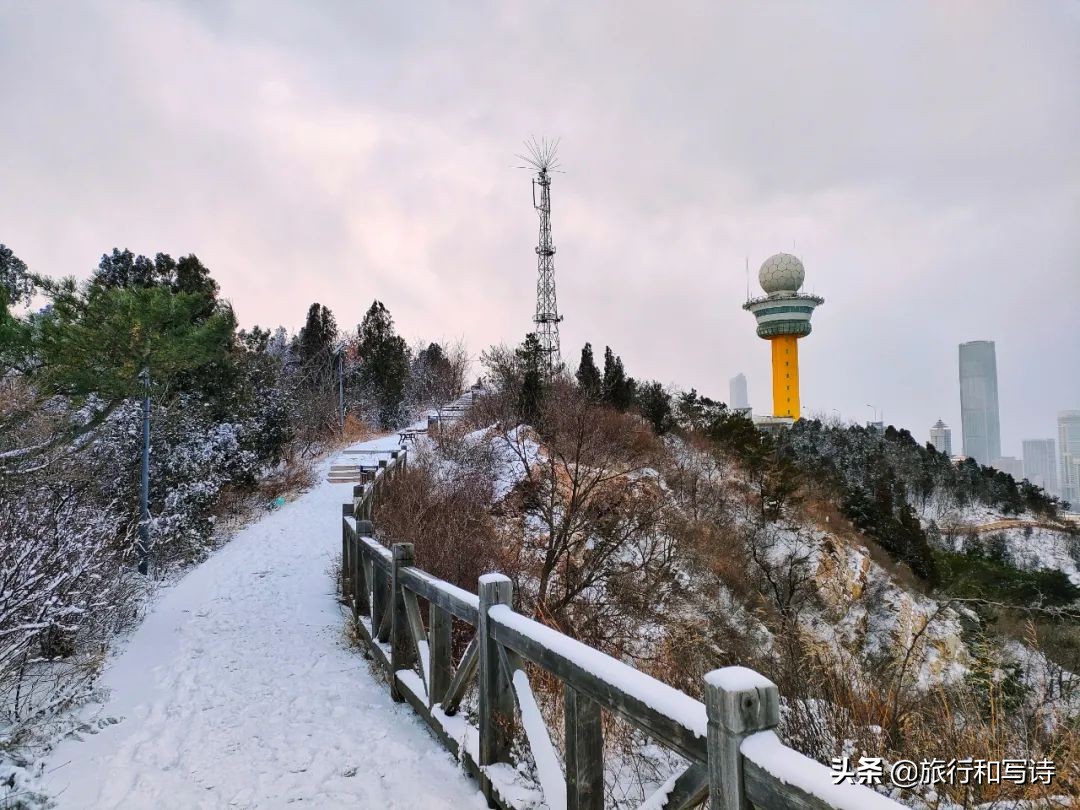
{"left": 759, "top": 253, "right": 805, "bottom": 295}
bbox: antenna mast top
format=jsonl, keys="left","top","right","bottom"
{"left": 516, "top": 136, "right": 562, "bottom": 175}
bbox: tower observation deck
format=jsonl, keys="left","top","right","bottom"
{"left": 742, "top": 253, "right": 824, "bottom": 420}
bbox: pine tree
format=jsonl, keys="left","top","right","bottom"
{"left": 0, "top": 244, "right": 32, "bottom": 307}
{"left": 575, "top": 342, "right": 602, "bottom": 399}
{"left": 89, "top": 249, "right": 220, "bottom": 324}
{"left": 636, "top": 380, "right": 672, "bottom": 435}
{"left": 93, "top": 248, "right": 175, "bottom": 289}
{"left": 30, "top": 276, "right": 237, "bottom": 564}
{"left": 297, "top": 303, "right": 338, "bottom": 366}
{"left": 0, "top": 244, "right": 32, "bottom": 375}
{"left": 172, "top": 255, "right": 219, "bottom": 320}
{"left": 357, "top": 300, "right": 410, "bottom": 428}
{"left": 34, "top": 280, "right": 235, "bottom": 401}
{"left": 516, "top": 333, "right": 546, "bottom": 425}
{"left": 602, "top": 346, "right": 634, "bottom": 410}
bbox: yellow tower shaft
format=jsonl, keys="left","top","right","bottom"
{"left": 770, "top": 334, "right": 800, "bottom": 419}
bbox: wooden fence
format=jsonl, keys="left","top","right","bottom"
{"left": 340, "top": 447, "right": 904, "bottom": 810}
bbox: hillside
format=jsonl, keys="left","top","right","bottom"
{"left": 369, "top": 371, "right": 1079, "bottom": 809}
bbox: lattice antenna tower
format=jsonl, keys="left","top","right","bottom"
{"left": 516, "top": 136, "right": 563, "bottom": 375}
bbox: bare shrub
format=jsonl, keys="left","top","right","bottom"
{"left": 254, "top": 456, "right": 317, "bottom": 504}
{"left": 373, "top": 446, "right": 506, "bottom": 597}
{"left": 0, "top": 469, "right": 144, "bottom": 746}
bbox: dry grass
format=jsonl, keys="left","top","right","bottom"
{"left": 256, "top": 457, "right": 318, "bottom": 504}
{"left": 341, "top": 414, "right": 377, "bottom": 445}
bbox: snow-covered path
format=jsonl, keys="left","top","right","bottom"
{"left": 42, "top": 436, "right": 487, "bottom": 809}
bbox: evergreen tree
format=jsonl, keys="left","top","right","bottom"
{"left": 356, "top": 300, "right": 410, "bottom": 428}
{"left": 575, "top": 342, "right": 602, "bottom": 399}
{"left": 602, "top": 346, "right": 634, "bottom": 410}
{"left": 234, "top": 326, "right": 292, "bottom": 466}
{"left": 34, "top": 279, "right": 235, "bottom": 401}
{"left": 516, "top": 333, "right": 546, "bottom": 425}
{"left": 636, "top": 380, "right": 673, "bottom": 435}
{"left": 675, "top": 388, "right": 728, "bottom": 431}
{"left": 297, "top": 303, "right": 338, "bottom": 366}
{"left": 92, "top": 248, "right": 174, "bottom": 289}
{"left": 414, "top": 342, "right": 449, "bottom": 378}
{"left": 173, "top": 254, "right": 219, "bottom": 302}
{"left": 0, "top": 244, "right": 32, "bottom": 307}
{"left": 89, "top": 249, "right": 221, "bottom": 325}
{"left": 29, "top": 276, "right": 236, "bottom": 564}
{"left": 0, "top": 244, "right": 32, "bottom": 375}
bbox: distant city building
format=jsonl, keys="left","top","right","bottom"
{"left": 929, "top": 419, "right": 952, "bottom": 455}
{"left": 959, "top": 341, "right": 1001, "bottom": 465}
{"left": 729, "top": 373, "right": 749, "bottom": 410}
{"left": 992, "top": 456, "right": 1024, "bottom": 480}
{"left": 752, "top": 414, "right": 794, "bottom": 434}
{"left": 1070, "top": 460, "right": 1080, "bottom": 510}
{"left": 1022, "top": 438, "right": 1058, "bottom": 495}
{"left": 1059, "top": 410, "right": 1080, "bottom": 507}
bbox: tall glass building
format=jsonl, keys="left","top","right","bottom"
{"left": 729, "top": 373, "right": 749, "bottom": 410}
{"left": 1059, "top": 411, "right": 1080, "bottom": 508}
{"left": 1022, "top": 438, "right": 1058, "bottom": 496}
{"left": 958, "top": 341, "right": 1001, "bottom": 465}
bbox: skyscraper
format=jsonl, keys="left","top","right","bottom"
{"left": 958, "top": 341, "right": 1001, "bottom": 465}
{"left": 729, "top": 373, "right": 749, "bottom": 410}
{"left": 929, "top": 419, "right": 952, "bottom": 456}
{"left": 1059, "top": 410, "right": 1080, "bottom": 508}
{"left": 1022, "top": 438, "right": 1058, "bottom": 495}
{"left": 992, "top": 456, "right": 1024, "bottom": 480}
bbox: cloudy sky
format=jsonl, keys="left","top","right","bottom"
{"left": 3, "top": 1, "right": 1078, "bottom": 454}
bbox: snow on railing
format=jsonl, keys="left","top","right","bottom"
{"left": 337, "top": 432, "right": 904, "bottom": 810}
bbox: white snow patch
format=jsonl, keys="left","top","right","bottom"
{"left": 741, "top": 730, "right": 900, "bottom": 809}
{"left": 512, "top": 669, "right": 566, "bottom": 810}
{"left": 705, "top": 666, "right": 776, "bottom": 692}
{"left": 488, "top": 606, "right": 707, "bottom": 739}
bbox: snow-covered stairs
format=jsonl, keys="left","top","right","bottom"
{"left": 325, "top": 447, "right": 399, "bottom": 483}
{"left": 326, "top": 462, "right": 369, "bottom": 483}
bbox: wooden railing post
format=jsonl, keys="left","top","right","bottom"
{"left": 705, "top": 668, "right": 780, "bottom": 810}
{"left": 340, "top": 504, "right": 352, "bottom": 604}
{"left": 478, "top": 573, "right": 513, "bottom": 804}
{"left": 353, "top": 520, "right": 373, "bottom": 618}
{"left": 390, "top": 543, "right": 416, "bottom": 702}
{"left": 354, "top": 481, "right": 369, "bottom": 521}
{"left": 371, "top": 564, "right": 389, "bottom": 644}
{"left": 428, "top": 603, "right": 452, "bottom": 710}
{"left": 565, "top": 686, "right": 604, "bottom": 810}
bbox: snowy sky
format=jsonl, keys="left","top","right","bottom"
{"left": 2, "top": 1, "right": 1078, "bottom": 455}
